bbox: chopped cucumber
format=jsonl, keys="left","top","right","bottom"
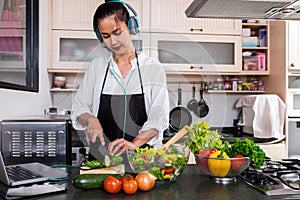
{"left": 164, "top": 163, "right": 172, "bottom": 169}
{"left": 80, "top": 166, "right": 91, "bottom": 170}
{"left": 105, "top": 155, "right": 123, "bottom": 167}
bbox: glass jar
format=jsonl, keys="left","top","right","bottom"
{"left": 216, "top": 78, "right": 223, "bottom": 90}
{"left": 238, "top": 81, "right": 243, "bottom": 91}
{"left": 258, "top": 81, "right": 264, "bottom": 91}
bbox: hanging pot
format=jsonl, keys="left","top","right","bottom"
{"left": 169, "top": 87, "right": 192, "bottom": 132}
{"left": 196, "top": 86, "right": 209, "bottom": 118}
{"left": 187, "top": 86, "right": 198, "bottom": 113}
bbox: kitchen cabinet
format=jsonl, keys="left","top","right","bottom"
{"left": 49, "top": 0, "right": 150, "bottom": 93}
{"left": 50, "top": 30, "right": 149, "bottom": 70}
{"left": 51, "top": 0, "right": 148, "bottom": 31}
{"left": 287, "top": 20, "right": 300, "bottom": 71}
{"left": 150, "top": 33, "right": 242, "bottom": 74}
{"left": 241, "top": 21, "right": 270, "bottom": 74}
{"left": 149, "top": 0, "right": 241, "bottom": 35}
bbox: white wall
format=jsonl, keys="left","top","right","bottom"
{"left": 0, "top": 1, "right": 52, "bottom": 120}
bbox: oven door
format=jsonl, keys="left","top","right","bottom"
{"left": 287, "top": 89, "right": 300, "bottom": 117}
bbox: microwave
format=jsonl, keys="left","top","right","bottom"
{"left": 0, "top": 116, "right": 72, "bottom": 165}
{"left": 287, "top": 89, "right": 300, "bottom": 117}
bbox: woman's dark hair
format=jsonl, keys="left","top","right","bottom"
{"left": 93, "top": 2, "right": 130, "bottom": 29}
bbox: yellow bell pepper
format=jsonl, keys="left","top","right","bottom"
{"left": 208, "top": 151, "right": 231, "bottom": 177}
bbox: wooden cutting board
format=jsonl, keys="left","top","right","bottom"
{"left": 80, "top": 164, "right": 125, "bottom": 175}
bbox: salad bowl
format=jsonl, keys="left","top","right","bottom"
{"left": 127, "top": 143, "right": 190, "bottom": 182}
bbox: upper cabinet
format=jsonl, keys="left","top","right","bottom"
{"left": 241, "top": 21, "right": 270, "bottom": 75}
{"left": 150, "top": 33, "right": 242, "bottom": 74}
{"left": 287, "top": 21, "right": 300, "bottom": 72}
{"left": 51, "top": 0, "right": 148, "bottom": 31}
{"left": 149, "top": 0, "right": 241, "bottom": 35}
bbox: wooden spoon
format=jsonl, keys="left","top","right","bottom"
{"left": 161, "top": 125, "right": 189, "bottom": 149}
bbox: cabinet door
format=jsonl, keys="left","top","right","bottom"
{"left": 149, "top": 0, "right": 241, "bottom": 35}
{"left": 51, "top": 30, "right": 149, "bottom": 69}
{"left": 51, "top": 0, "right": 147, "bottom": 31}
{"left": 287, "top": 21, "right": 300, "bottom": 70}
{"left": 150, "top": 33, "right": 242, "bottom": 74}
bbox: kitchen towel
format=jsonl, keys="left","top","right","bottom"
{"left": 236, "top": 94, "right": 286, "bottom": 139}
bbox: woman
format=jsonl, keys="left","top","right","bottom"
{"left": 71, "top": 1, "right": 169, "bottom": 164}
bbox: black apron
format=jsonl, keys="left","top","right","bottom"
{"left": 89, "top": 55, "right": 148, "bottom": 172}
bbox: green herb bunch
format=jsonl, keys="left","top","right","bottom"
{"left": 222, "top": 138, "right": 266, "bottom": 169}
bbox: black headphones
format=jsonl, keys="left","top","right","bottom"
{"left": 93, "top": 0, "right": 140, "bottom": 42}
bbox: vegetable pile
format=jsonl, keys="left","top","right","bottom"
{"left": 73, "top": 171, "right": 156, "bottom": 194}
{"left": 128, "top": 144, "right": 189, "bottom": 181}
{"left": 185, "top": 121, "right": 266, "bottom": 171}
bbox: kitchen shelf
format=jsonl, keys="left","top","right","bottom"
{"left": 50, "top": 88, "right": 78, "bottom": 92}
{"left": 242, "top": 23, "right": 267, "bottom": 26}
{"left": 47, "top": 68, "right": 86, "bottom": 74}
{"left": 242, "top": 47, "right": 268, "bottom": 50}
{"left": 207, "top": 90, "right": 265, "bottom": 93}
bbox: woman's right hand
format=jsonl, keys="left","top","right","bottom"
{"left": 86, "top": 116, "right": 105, "bottom": 145}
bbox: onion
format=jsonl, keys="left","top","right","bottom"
{"left": 135, "top": 171, "right": 157, "bottom": 191}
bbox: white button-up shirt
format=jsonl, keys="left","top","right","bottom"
{"left": 71, "top": 52, "right": 169, "bottom": 149}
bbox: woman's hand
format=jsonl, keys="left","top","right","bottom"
{"left": 86, "top": 116, "right": 105, "bottom": 145}
{"left": 108, "top": 138, "right": 137, "bottom": 156}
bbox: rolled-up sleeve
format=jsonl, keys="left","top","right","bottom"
{"left": 71, "top": 57, "right": 105, "bottom": 130}
{"left": 140, "top": 60, "right": 169, "bottom": 148}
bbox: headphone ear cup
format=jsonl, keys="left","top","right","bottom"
{"left": 128, "top": 16, "right": 139, "bottom": 35}
{"left": 94, "top": 25, "right": 103, "bottom": 42}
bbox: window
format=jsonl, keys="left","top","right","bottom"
{"left": 0, "top": 0, "right": 39, "bottom": 92}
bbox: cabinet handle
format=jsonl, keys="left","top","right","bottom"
{"left": 190, "top": 66, "right": 203, "bottom": 70}
{"left": 290, "top": 63, "right": 295, "bottom": 67}
{"left": 190, "top": 28, "right": 203, "bottom": 32}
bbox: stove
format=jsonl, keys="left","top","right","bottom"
{"left": 239, "top": 159, "right": 300, "bottom": 196}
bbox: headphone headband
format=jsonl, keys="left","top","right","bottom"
{"left": 94, "top": 0, "right": 140, "bottom": 42}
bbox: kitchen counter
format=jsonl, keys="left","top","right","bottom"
{"left": 1, "top": 165, "right": 299, "bottom": 200}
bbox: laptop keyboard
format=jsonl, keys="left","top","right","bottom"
{"left": 6, "top": 166, "right": 43, "bottom": 181}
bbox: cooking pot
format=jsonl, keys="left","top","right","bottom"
{"left": 169, "top": 87, "right": 192, "bottom": 132}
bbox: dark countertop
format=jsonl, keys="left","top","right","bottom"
{"left": 2, "top": 165, "right": 300, "bottom": 200}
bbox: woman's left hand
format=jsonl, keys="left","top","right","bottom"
{"left": 108, "top": 138, "right": 137, "bottom": 156}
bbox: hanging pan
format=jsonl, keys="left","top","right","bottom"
{"left": 187, "top": 86, "right": 198, "bottom": 113}
{"left": 169, "top": 87, "right": 192, "bottom": 132}
{"left": 196, "top": 86, "right": 209, "bottom": 118}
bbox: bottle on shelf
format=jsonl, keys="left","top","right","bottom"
{"left": 259, "top": 26, "right": 267, "bottom": 47}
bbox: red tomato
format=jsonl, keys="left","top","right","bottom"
{"left": 119, "top": 174, "right": 135, "bottom": 183}
{"left": 197, "top": 148, "right": 217, "bottom": 156}
{"left": 231, "top": 154, "right": 246, "bottom": 171}
{"left": 196, "top": 148, "right": 217, "bottom": 171}
{"left": 163, "top": 168, "right": 174, "bottom": 175}
{"left": 122, "top": 179, "right": 138, "bottom": 194}
{"left": 103, "top": 176, "right": 122, "bottom": 194}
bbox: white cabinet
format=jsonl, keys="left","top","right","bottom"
{"left": 149, "top": 0, "right": 241, "bottom": 35}
{"left": 50, "top": 30, "right": 149, "bottom": 70}
{"left": 51, "top": 0, "right": 148, "bottom": 31}
{"left": 287, "top": 21, "right": 300, "bottom": 71}
{"left": 150, "top": 33, "right": 242, "bottom": 74}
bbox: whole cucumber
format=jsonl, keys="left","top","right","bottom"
{"left": 72, "top": 174, "right": 119, "bottom": 190}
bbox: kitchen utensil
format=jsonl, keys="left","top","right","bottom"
{"left": 196, "top": 87, "right": 209, "bottom": 118}
{"left": 169, "top": 87, "right": 192, "bottom": 132}
{"left": 162, "top": 125, "right": 189, "bottom": 149}
{"left": 187, "top": 86, "right": 198, "bottom": 113}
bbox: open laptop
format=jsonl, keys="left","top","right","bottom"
{"left": 0, "top": 152, "right": 68, "bottom": 186}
